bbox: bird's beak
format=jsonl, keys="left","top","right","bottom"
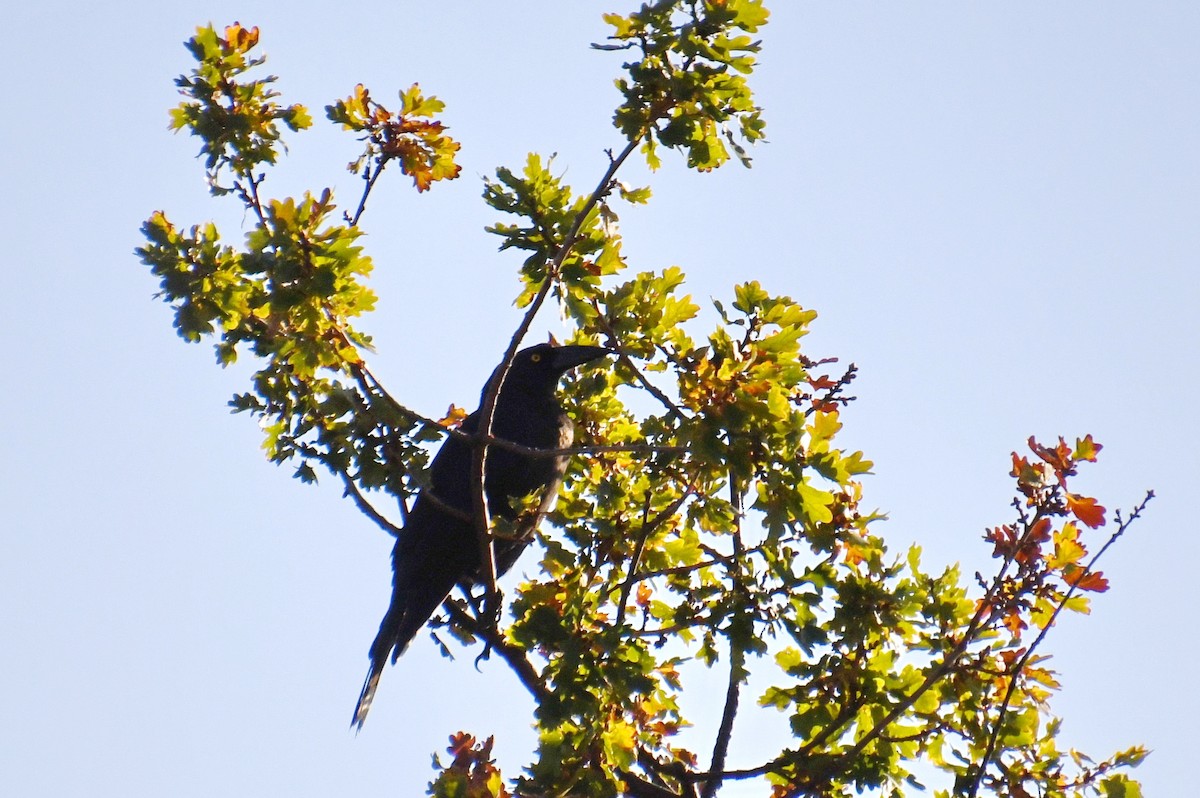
{"left": 551, "top": 345, "right": 614, "bottom": 372}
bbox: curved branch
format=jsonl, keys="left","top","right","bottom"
{"left": 471, "top": 134, "right": 646, "bottom": 629}
{"left": 340, "top": 472, "right": 403, "bottom": 537}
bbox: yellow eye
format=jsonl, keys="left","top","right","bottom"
{"left": 530, "top": 353, "right": 542, "bottom": 363}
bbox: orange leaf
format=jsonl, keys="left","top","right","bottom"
{"left": 439, "top": 404, "right": 469, "bottom": 428}
{"left": 1063, "top": 565, "right": 1109, "bottom": 592}
{"left": 224, "top": 23, "right": 259, "bottom": 52}
{"left": 1028, "top": 435, "right": 1072, "bottom": 473}
{"left": 448, "top": 731, "right": 476, "bottom": 759}
{"left": 1066, "top": 493, "right": 1106, "bottom": 528}
{"left": 1003, "top": 610, "right": 1027, "bottom": 637}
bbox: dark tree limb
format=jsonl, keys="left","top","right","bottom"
{"left": 700, "top": 477, "right": 748, "bottom": 798}
{"left": 443, "top": 602, "right": 551, "bottom": 704}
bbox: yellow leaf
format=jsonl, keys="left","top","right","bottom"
{"left": 1047, "top": 522, "right": 1086, "bottom": 570}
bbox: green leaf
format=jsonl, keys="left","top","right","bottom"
{"left": 798, "top": 481, "right": 834, "bottom": 524}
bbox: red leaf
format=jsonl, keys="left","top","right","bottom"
{"left": 1015, "top": 517, "right": 1052, "bottom": 565}
{"left": 986, "top": 525, "right": 1017, "bottom": 558}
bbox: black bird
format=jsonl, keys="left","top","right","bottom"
{"left": 352, "top": 342, "right": 612, "bottom": 729}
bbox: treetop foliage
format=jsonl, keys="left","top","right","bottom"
{"left": 138, "top": 6, "right": 1149, "bottom": 797}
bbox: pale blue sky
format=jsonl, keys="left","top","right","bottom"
{"left": 3, "top": 2, "right": 1196, "bottom": 795}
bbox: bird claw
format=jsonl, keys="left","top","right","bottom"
{"left": 473, "top": 640, "right": 494, "bottom": 671}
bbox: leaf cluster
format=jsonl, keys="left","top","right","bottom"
{"left": 171, "top": 23, "right": 312, "bottom": 195}
{"left": 600, "top": 0, "right": 769, "bottom": 169}
{"left": 328, "top": 83, "right": 462, "bottom": 195}
{"left": 138, "top": 24, "right": 465, "bottom": 524}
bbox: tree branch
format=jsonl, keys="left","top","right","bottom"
{"left": 591, "top": 300, "right": 689, "bottom": 421}
{"left": 443, "top": 602, "right": 551, "bottom": 704}
{"left": 700, "top": 477, "right": 747, "bottom": 798}
{"left": 347, "top": 157, "right": 387, "bottom": 226}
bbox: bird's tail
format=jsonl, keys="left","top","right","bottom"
{"left": 350, "top": 600, "right": 423, "bottom": 731}
{"left": 350, "top": 572, "right": 458, "bottom": 730}
{"left": 351, "top": 663, "right": 383, "bottom": 731}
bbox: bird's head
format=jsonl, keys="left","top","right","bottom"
{"left": 486, "top": 343, "right": 613, "bottom": 399}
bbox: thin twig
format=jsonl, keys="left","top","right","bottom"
{"left": 592, "top": 299, "right": 688, "bottom": 421}
{"left": 471, "top": 135, "right": 645, "bottom": 629}
{"left": 339, "top": 472, "right": 403, "bottom": 537}
{"left": 626, "top": 548, "right": 755, "bottom": 584}
{"left": 967, "top": 490, "right": 1154, "bottom": 797}
{"left": 235, "top": 171, "right": 269, "bottom": 226}
{"left": 621, "top": 774, "right": 685, "bottom": 798}
{"left": 348, "top": 157, "right": 387, "bottom": 226}
{"left": 617, "top": 493, "right": 655, "bottom": 624}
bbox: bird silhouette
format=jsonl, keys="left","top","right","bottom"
{"left": 352, "top": 343, "right": 612, "bottom": 729}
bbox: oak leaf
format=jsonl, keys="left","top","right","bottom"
{"left": 1066, "top": 493, "right": 1106, "bottom": 528}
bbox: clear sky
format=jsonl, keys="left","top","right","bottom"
{"left": 3, "top": 2, "right": 1196, "bottom": 795}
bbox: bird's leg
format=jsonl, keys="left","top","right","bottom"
{"left": 460, "top": 583, "right": 498, "bottom": 666}
{"left": 461, "top": 582, "right": 486, "bottom": 616}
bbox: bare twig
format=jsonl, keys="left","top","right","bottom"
{"left": 347, "top": 157, "right": 387, "bottom": 226}
{"left": 592, "top": 299, "right": 689, "bottom": 420}
{"left": 233, "top": 171, "right": 269, "bottom": 226}
{"left": 339, "top": 472, "right": 403, "bottom": 537}
{"left": 967, "top": 490, "right": 1154, "bottom": 797}
{"left": 622, "top": 775, "right": 685, "bottom": 798}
